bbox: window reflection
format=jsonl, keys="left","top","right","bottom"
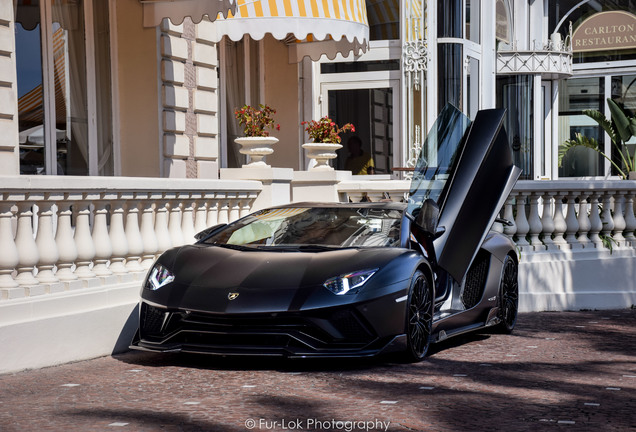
{"left": 497, "top": 76, "right": 534, "bottom": 180}
{"left": 558, "top": 77, "right": 604, "bottom": 177}
{"left": 15, "top": 0, "right": 113, "bottom": 176}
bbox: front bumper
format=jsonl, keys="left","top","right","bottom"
{"left": 130, "top": 300, "right": 407, "bottom": 358}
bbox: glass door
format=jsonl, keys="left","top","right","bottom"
{"left": 320, "top": 80, "right": 400, "bottom": 175}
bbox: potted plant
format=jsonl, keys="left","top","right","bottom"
{"left": 301, "top": 117, "right": 354, "bottom": 171}
{"left": 560, "top": 98, "right": 636, "bottom": 179}
{"left": 234, "top": 104, "right": 280, "bottom": 167}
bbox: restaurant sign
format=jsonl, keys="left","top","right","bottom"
{"left": 572, "top": 11, "right": 636, "bottom": 52}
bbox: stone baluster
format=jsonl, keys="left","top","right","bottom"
{"left": 540, "top": 192, "right": 555, "bottom": 249}
{"left": 612, "top": 191, "right": 626, "bottom": 244}
{"left": 514, "top": 193, "right": 530, "bottom": 247}
{"left": 168, "top": 198, "right": 185, "bottom": 247}
{"left": 588, "top": 192, "right": 603, "bottom": 247}
{"left": 109, "top": 198, "right": 129, "bottom": 274}
{"left": 551, "top": 192, "right": 568, "bottom": 248}
{"left": 35, "top": 197, "right": 60, "bottom": 284}
{"left": 140, "top": 194, "right": 159, "bottom": 269}
{"left": 194, "top": 198, "right": 208, "bottom": 234}
{"left": 564, "top": 192, "right": 580, "bottom": 247}
{"left": 600, "top": 191, "right": 615, "bottom": 242}
{"left": 154, "top": 198, "right": 172, "bottom": 255}
{"left": 527, "top": 193, "right": 544, "bottom": 250}
{"left": 240, "top": 194, "right": 253, "bottom": 218}
{"left": 181, "top": 195, "right": 196, "bottom": 244}
{"left": 14, "top": 201, "right": 39, "bottom": 286}
{"left": 55, "top": 196, "right": 78, "bottom": 281}
{"left": 502, "top": 196, "right": 516, "bottom": 238}
{"left": 206, "top": 195, "right": 219, "bottom": 227}
{"left": 228, "top": 193, "right": 240, "bottom": 222}
{"left": 74, "top": 196, "right": 97, "bottom": 279}
{"left": 217, "top": 196, "right": 229, "bottom": 224}
{"left": 623, "top": 191, "right": 636, "bottom": 244}
{"left": 0, "top": 201, "right": 19, "bottom": 290}
{"left": 92, "top": 197, "right": 113, "bottom": 276}
{"left": 125, "top": 197, "right": 144, "bottom": 272}
{"left": 576, "top": 191, "right": 591, "bottom": 248}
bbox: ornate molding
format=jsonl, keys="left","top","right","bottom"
{"left": 403, "top": 40, "right": 428, "bottom": 73}
{"left": 497, "top": 49, "right": 573, "bottom": 79}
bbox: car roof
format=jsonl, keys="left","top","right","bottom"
{"left": 273, "top": 201, "right": 408, "bottom": 211}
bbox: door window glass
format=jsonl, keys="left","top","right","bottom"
{"left": 558, "top": 77, "right": 604, "bottom": 177}
{"left": 327, "top": 88, "right": 393, "bottom": 175}
{"left": 496, "top": 75, "right": 534, "bottom": 179}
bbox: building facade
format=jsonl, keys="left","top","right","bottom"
{"left": 3, "top": 1, "right": 635, "bottom": 180}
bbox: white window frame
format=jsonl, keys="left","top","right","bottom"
{"left": 32, "top": 0, "right": 115, "bottom": 175}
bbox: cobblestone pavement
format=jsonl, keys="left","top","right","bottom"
{"left": 1, "top": 310, "right": 635, "bottom": 432}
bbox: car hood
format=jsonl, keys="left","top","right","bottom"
{"left": 145, "top": 244, "right": 410, "bottom": 313}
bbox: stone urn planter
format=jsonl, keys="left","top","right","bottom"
{"left": 629, "top": 171, "right": 636, "bottom": 180}
{"left": 235, "top": 136, "right": 278, "bottom": 168}
{"left": 302, "top": 143, "right": 342, "bottom": 171}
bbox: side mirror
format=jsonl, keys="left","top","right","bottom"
{"left": 194, "top": 223, "right": 227, "bottom": 241}
{"left": 415, "top": 198, "right": 441, "bottom": 237}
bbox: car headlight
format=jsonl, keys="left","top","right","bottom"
{"left": 323, "top": 269, "right": 378, "bottom": 295}
{"left": 145, "top": 263, "right": 175, "bottom": 290}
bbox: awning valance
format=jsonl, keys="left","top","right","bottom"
{"left": 142, "top": 0, "right": 236, "bottom": 27}
{"left": 213, "top": 0, "right": 369, "bottom": 61}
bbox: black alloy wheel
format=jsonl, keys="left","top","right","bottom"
{"left": 496, "top": 255, "right": 519, "bottom": 334}
{"left": 404, "top": 270, "right": 433, "bottom": 361}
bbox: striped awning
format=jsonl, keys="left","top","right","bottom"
{"left": 142, "top": 0, "right": 236, "bottom": 27}
{"left": 212, "top": 0, "right": 369, "bottom": 61}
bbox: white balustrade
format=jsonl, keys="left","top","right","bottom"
{"left": 337, "top": 178, "right": 636, "bottom": 253}
{"left": 0, "top": 176, "right": 261, "bottom": 299}
{"left": 1, "top": 175, "right": 633, "bottom": 300}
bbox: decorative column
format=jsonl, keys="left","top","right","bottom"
{"left": 612, "top": 192, "right": 626, "bottom": 244}
{"left": 168, "top": 198, "right": 185, "bottom": 247}
{"left": 194, "top": 197, "right": 208, "bottom": 234}
{"left": 564, "top": 192, "right": 580, "bottom": 247}
{"left": 55, "top": 196, "right": 78, "bottom": 281}
{"left": 600, "top": 191, "right": 615, "bottom": 243}
{"left": 140, "top": 194, "right": 159, "bottom": 269}
{"left": 206, "top": 194, "right": 219, "bottom": 227}
{"left": 228, "top": 193, "right": 240, "bottom": 222}
{"left": 217, "top": 196, "right": 229, "bottom": 224}
{"left": 623, "top": 191, "right": 636, "bottom": 245}
{"left": 35, "top": 197, "right": 60, "bottom": 283}
{"left": 181, "top": 195, "right": 196, "bottom": 244}
{"left": 14, "top": 201, "right": 39, "bottom": 286}
{"left": 125, "top": 197, "right": 144, "bottom": 272}
{"left": 74, "top": 196, "right": 96, "bottom": 279}
{"left": 502, "top": 196, "right": 516, "bottom": 238}
{"left": 576, "top": 192, "right": 591, "bottom": 247}
{"left": 527, "top": 193, "right": 544, "bottom": 250}
{"left": 514, "top": 193, "right": 530, "bottom": 247}
{"left": 551, "top": 192, "right": 568, "bottom": 248}
{"left": 588, "top": 192, "right": 603, "bottom": 247}
{"left": 154, "top": 197, "right": 172, "bottom": 255}
{"left": 0, "top": 201, "right": 19, "bottom": 289}
{"left": 540, "top": 192, "right": 555, "bottom": 249}
{"left": 92, "top": 197, "right": 113, "bottom": 276}
{"left": 109, "top": 198, "right": 129, "bottom": 274}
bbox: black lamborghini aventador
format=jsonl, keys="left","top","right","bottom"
{"left": 130, "top": 104, "right": 522, "bottom": 361}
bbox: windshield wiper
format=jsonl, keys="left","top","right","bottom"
{"left": 214, "top": 243, "right": 255, "bottom": 251}
{"left": 252, "top": 244, "right": 343, "bottom": 252}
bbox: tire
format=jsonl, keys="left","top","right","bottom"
{"left": 403, "top": 270, "right": 434, "bottom": 362}
{"left": 496, "top": 255, "right": 518, "bottom": 334}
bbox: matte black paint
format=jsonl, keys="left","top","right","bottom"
{"left": 131, "top": 108, "right": 521, "bottom": 359}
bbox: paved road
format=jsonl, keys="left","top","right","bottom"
{"left": 1, "top": 310, "right": 635, "bottom": 432}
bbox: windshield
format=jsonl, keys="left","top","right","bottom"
{"left": 407, "top": 104, "right": 471, "bottom": 216}
{"left": 203, "top": 207, "right": 402, "bottom": 249}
